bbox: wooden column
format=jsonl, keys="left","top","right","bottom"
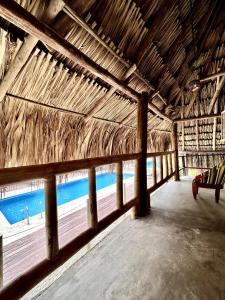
{"left": 160, "top": 155, "right": 163, "bottom": 181}
{"left": 172, "top": 123, "right": 180, "bottom": 181}
{"left": 88, "top": 167, "right": 98, "bottom": 229}
{"left": 135, "top": 92, "right": 150, "bottom": 217}
{"left": 153, "top": 156, "right": 157, "bottom": 185}
{"left": 0, "top": 234, "right": 2, "bottom": 288}
{"left": 116, "top": 162, "right": 123, "bottom": 210}
{"left": 44, "top": 175, "right": 59, "bottom": 261}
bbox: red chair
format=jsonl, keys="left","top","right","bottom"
{"left": 192, "top": 164, "right": 225, "bottom": 203}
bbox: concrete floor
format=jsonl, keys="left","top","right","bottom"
{"left": 35, "top": 177, "right": 225, "bottom": 300}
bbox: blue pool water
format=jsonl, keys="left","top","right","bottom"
{"left": 0, "top": 173, "right": 133, "bottom": 225}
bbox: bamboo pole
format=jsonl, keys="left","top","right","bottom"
{"left": 116, "top": 162, "right": 123, "bottom": 210}
{"left": 165, "top": 154, "right": 169, "bottom": 177}
{"left": 88, "top": 167, "right": 98, "bottom": 229}
{"left": 172, "top": 123, "right": 180, "bottom": 181}
{"left": 153, "top": 156, "right": 157, "bottom": 185}
{"left": 181, "top": 155, "right": 186, "bottom": 176}
{"left": 160, "top": 155, "right": 163, "bottom": 181}
{"left": 135, "top": 92, "right": 150, "bottom": 217}
{"left": 44, "top": 175, "right": 59, "bottom": 261}
{"left": 169, "top": 153, "right": 173, "bottom": 175}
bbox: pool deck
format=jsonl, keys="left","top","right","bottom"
{"left": 2, "top": 176, "right": 153, "bottom": 286}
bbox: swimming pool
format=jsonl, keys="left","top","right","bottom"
{"left": 0, "top": 173, "right": 133, "bottom": 224}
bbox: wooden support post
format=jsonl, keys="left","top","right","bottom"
{"left": 172, "top": 123, "right": 180, "bottom": 181}
{"left": 44, "top": 175, "right": 59, "bottom": 261}
{"left": 135, "top": 92, "right": 150, "bottom": 217}
{"left": 88, "top": 167, "right": 98, "bottom": 229}
{"left": 0, "top": 234, "right": 2, "bottom": 288}
{"left": 160, "top": 155, "right": 163, "bottom": 181}
{"left": 116, "top": 162, "right": 123, "bottom": 210}
{"left": 153, "top": 156, "right": 157, "bottom": 185}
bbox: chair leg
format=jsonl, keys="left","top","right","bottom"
{"left": 192, "top": 181, "right": 198, "bottom": 200}
{"left": 215, "top": 188, "right": 220, "bottom": 203}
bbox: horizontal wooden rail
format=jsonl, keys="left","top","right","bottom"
{"left": 147, "top": 150, "right": 175, "bottom": 158}
{"left": 0, "top": 153, "right": 140, "bottom": 186}
{"left": 183, "top": 166, "right": 210, "bottom": 170}
{"left": 179, "top": 150, "right": 225, "bottom": 154}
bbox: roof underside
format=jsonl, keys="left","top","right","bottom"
{"left": 0, "top": 0, "right": 225, "bottom": 166}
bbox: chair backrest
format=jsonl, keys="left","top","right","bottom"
{"left": 207, "top": 160, "right": 225, "bottom": 185}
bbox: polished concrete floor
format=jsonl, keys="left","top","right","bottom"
{"left": 35, "top": 178, "right": 225, "bottom": 300}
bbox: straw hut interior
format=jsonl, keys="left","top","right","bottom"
{"left": 0, "top": 0, "right": 225, "bottom": 298}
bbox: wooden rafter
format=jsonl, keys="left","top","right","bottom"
{"left": 185, "top": 91, "right": 199, "bottom": 118}
{"left": 0, "top": 0, "right": 64, "bottom": 102}
{"left": 208, "top": 76, "right": 225, "bottom": 114}
{"left": 0, "top": 0, "right": 173, "bottom": 124}
{"left": 85, "top": 64, "right": 137, "bottom": 122}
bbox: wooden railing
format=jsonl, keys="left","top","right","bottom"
{"left": 0, "top": 150, "right": 176, "bottom": 298}
{"left": 147, "top": 151, "right": 175, "bottom": 193}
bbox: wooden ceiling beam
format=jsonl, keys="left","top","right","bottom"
{"left": 0, "top": 0, "right": 140, "bottom": 101}
{"left": 0, "top": 0, "right": 64, "bottom": 102}
{"left": 0, "top": 0, "right": 173, "bottom": 123}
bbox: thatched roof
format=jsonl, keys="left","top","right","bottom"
{"left": 0, "top": 0, "right": 225, "bottom": 167}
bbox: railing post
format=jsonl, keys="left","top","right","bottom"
{"left": 44, "top": 175, "right": 59, "bottom": 261}
{"left": 88, "top": 167, "right": 98, "bottom": 229}
{"left": 160, "top": 155, "right": 163, "bottom": 181}
{"left": 135, "top": 92, "right": 150, "bottom": 217}
{"left": 0, "top": 234, "right": 2, "bottom": 288}
{"left": 172, "top": 123, "right": 180, "bottom": 181}
{"left": 116, "top": 162, "right": 123, "bottom": 210}
{"left": 169, "top": 153, "right": 173, "bottom": 175}
{"left": 165, "top": 154, "right": 169, "bottom": 177}
{"left": 182, "top": 155, "right": 186, "bottom": 176}
{"left": 153, "top": 156, "right": 157, "bottom": 185}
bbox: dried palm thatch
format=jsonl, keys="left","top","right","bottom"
{"left": 0, "top": 0, "right": 225, "bottom": 168}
